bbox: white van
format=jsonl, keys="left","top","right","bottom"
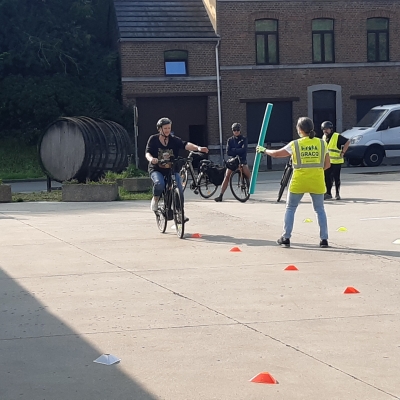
{"left": 342, "top": 104, "right": 400, "bottom": 166}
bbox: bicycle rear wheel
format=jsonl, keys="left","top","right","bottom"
{"left": 172, "top": 187, "right": 185, "bottom": 238}
{"left": 180, "top": 167, "right": 188, "bottom": 191}
{"left": 156, "top": 192, "right": 167, "bottom": 233}
{"left": 230, "top": 170, "right": 250, "bottom": 202}
{"left": 198, "top": 173, "right": 218, "bottom": 199}
{"left": 277, "top": 165, "right": 292, "bottom": 202}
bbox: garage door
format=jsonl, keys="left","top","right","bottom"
{"left": 246, "top": 102, "right": 293, "bottom": 144}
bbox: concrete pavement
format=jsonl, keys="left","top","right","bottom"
{"left": 1, "top": 168, "right": 400, "bottom": 400}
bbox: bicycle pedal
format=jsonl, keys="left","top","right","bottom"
{"left": 193, "top": 190, "right": 199, "bottom": 195}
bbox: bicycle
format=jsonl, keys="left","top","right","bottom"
{"left": 277, "top": 157, "right": 293, "bottom": 202}
{"left": 179, "top": 151, "right": 220, "bottom": 198}
{"left": 227, "top": 155, "right": 250, "bottom": 203}
{"left": 155, "top": 158, "right": 187, "bottom": 239}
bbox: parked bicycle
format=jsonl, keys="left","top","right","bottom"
{"left": 227, "top": 155, "right": 250, "bottom": 202}
{"left": 155, "top": 158, "right": 187, "bottom": 239}
{"left": 179, "top": 151, "right": 224, "bottom": 198}
{"left": 277, "top": 157, "right": 293, "bottom": 202}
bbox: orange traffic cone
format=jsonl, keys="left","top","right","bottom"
{"left": 191, "top": 233, "right": 202, "bottom": 238}
{"left": 344, "top": 286, "right": 360, "bottom": 294}
{"left": 249, "top": 372, "right": 278, "bottom": 384}
{"left": 230, "top": 247, "right": 242, "bottom": 252}
{"left": 284, "top": 265, "right": 298, "bottom": 271}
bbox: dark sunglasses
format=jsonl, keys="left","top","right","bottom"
{"left": 232, "top": 129, "right": 240, "bottom": 132}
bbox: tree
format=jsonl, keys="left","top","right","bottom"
{"left": 0, "top": 0, "right": 127, "bottom": 143}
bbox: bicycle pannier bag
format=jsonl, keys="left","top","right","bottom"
{"left": 225, "top": 157, "right": 239, "bottom": 171}
{"left": 206, "top": 165, "right": 226, "bottom": 186}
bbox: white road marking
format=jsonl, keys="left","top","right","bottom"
{"left": 360, "top": 216, "right": 400, "bottom": 221}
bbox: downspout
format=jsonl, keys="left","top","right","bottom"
{"left": 215, "top": 39, "right": 224, "bottom": 164}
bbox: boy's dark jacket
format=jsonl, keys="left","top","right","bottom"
{"left": 227, "top": 135, "right": 248, "bottom": 163}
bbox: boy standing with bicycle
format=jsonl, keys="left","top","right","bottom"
{"left": 145, "top": 117, "right": 208, "bottom": 214}
{"left": 214, "top": 122, "right": 251, "bottom": 202}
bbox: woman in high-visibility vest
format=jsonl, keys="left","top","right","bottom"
{"left": 257, "top": 117, "right": 331, "bottom": 248}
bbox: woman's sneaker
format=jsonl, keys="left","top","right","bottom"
{"left": 320, "top": 239, "right": 329, "bottom": 248}
{"left": 277, "top": 237, "right": 290, "bottom": 247}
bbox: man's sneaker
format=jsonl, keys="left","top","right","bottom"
{"left": 214, "top": 195, "right": 223, "bottom": 202}
{"left": 335, "top": 193, "right": 341, "bottom": 200}
{"left": 324, "top": 193, "right": 332, "bottom": 200}
{"left": 150, "top": 197, "right": 158, "bottom": 211}
{"left": 320, "top": 239, "right": 329, "bottom": 248}
{"left": 277, "top": 237, "right": 290, "bottom": 247}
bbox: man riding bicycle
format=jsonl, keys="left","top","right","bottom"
{"left": 214, "top": 122, "right": 251, "bottom": 202}
{"left": 145, "top": 117, "right": 209, "bottom": 219}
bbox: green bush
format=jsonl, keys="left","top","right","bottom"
{"left": 0, "top": 139, "right": 43, "bottom": 179}
{"left": 120, "top": 164, "right": 147, "bottom": 178}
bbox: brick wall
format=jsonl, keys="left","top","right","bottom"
{"left": 120, "top": 41, "right": 217, "bottom": 77}
{"left": 217, "top": 0, "right": 400, "bottom": 143}
{"left": 218, "top": 1, "right": 400, "bottom": 65}
{"left": 118, "top": 0, "right": 400, "bottom": 154}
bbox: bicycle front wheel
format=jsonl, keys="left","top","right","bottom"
{"left": 156, "top": 192, "right": 167, "bottom": 233}
{"left": 230, "top": 170, "right": 250, "bottom": 203}
{"left": 277, "top": 165, "right": 292, "bottom": 202}
{"left": 198, "top": 173, "right": 218, "bottom": 199}
{"left": 180, "top": 167, "right": 188, "bottom": 191}
{"left": 172, "top": 187, "right": 185, "bottom": 238}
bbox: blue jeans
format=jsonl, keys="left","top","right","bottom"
{"left": 150, "top": 171, "right": 184, "bottom": 203}
{"left": 283, "top": 192, "right": 328, "bottom": 240}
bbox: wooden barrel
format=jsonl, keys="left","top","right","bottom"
{"left": 39, "top": 117, "right": 132, "bottom": 182}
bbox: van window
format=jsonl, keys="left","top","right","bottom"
{"left": 355, "top": 109, "right": 386, "bottom": 127}
{"left": 378, "top": 110, "right": 400, "bottom": 130}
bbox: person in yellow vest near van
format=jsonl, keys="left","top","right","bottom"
{"left": 321, "top": 121, "right": 350, "bottom": 200}
{"left": 256, "top": 117, "right": 331, "bottom": 248}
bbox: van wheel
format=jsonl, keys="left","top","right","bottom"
{"left": 347, "top": 158, "right": 363, "bottom": 166}
{"left": 363, "top": 146, "right": 384, "bottom": 167}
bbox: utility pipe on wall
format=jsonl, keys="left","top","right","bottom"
{"left": 215, "top": 39, "right": 224, "bottom": 164}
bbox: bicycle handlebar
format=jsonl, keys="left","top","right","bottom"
{"left": 158, "top": 157, "right": 190, "bottom": 167}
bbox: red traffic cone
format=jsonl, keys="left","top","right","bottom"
{"left": 344, "top": 286, "right": 360, "bottom": 294}
{"left": 249, "top": 372, "right": 278, "bottom": 384}
{"left": 230, "top": 247, "right": 242, "bottom": 252}
{"left": 284, "top": 265, "right": 298, "bottom": 271}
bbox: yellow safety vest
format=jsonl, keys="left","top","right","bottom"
{"left": 290, "top": 137, "right": 327, "bottom": 194}
{"left": 323, "top": 132, "right": 344, "bottom": 164}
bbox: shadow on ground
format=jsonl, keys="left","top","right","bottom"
{"left": 0, "top": 267, "right": 157, "bottom": 400}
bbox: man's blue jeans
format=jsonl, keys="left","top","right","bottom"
{"left": 150, "top": 171, "right": 184, "bottom": 202}
{"left": 283, "top": 192, "right": 328, "bottom": 240}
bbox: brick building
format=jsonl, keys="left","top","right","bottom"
{"left": 114, "top": 0, "right": 400, "bottom": 167}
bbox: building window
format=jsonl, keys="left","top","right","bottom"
{"left": 367, "top": 18, "right": 389, "bottom": 62}
{"left": 255, "top": 19, "right": 279, "bottom": 65}
{"left": 312, "top": 19, "right": 334, "bottom": 63}
{"left": 164, "top": 50, "right": 188, "bottom": 76}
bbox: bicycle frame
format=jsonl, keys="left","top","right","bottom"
{"left": 277, "top": 158, "right": 293, "bottom": 202}
{"left": 155, "top": 158, "right": 186, "bottom": 238}
{"left": 180, "top": 152, "right": 218, "bottom": 198}
{"left": 184, "top": 158, "right": 198, "bottom": 188}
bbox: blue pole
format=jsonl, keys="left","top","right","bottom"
{"left": 249, "top": 103, "right": 273, "bottom": 194}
